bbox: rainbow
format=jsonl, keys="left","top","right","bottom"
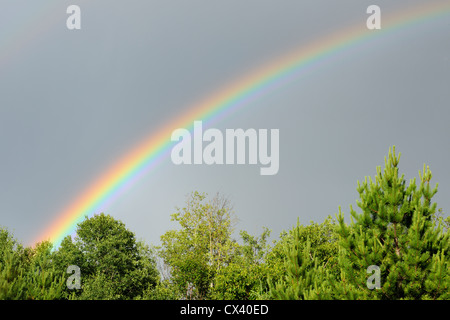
{"left": 33, "top": 2, "right": 450, "bottom": 248}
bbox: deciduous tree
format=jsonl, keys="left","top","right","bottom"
{"left": 159, "top": 192, "right": 238, "bottom": 299}
{"left": 52, "top": 213, "right": 158, "bottom": 299}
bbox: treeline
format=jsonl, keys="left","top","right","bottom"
{"left": 0, "top": 147, "right": 449, "bottom": 300}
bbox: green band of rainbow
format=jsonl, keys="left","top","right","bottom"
{"left": 34, "top": 2, "right": 450, "bottom": 248}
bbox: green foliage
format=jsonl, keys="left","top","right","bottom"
{"left": 238, "top": 227, "right": 271, "bottom": 265}
{"left": 211, "top": 262, "right": 267, "bottom": 300}
{"left": 0, "top": 227, "right": 19, "bottom": 263}
{"left": 267, "top": 147, "right": 449, "bottom": 300}
{"left": 77, "top": 271, "right": 120, "bottom": 300}
{"left": 1, "top": 146, "right": 448, "bottom": 300}
{"left": 23, "top": 241, "right": 66, "bottom": 300}
{"left": 266, "top": 217, "right": 339, "bottom": 299}
{"left": 333, "top": 146, "right": 449, "bottom": 299}
{"left": 0, "top": 228, "right": 64, "bottom": 299}
{"left": 159, "top": 192, "right": 238, "bottom": 299}
{"left": 141, "top": 280, "right": 181, "bottom": 300}
{"left": 52, "top": 213, "right": 159, "bottom": 300}
{"left": 210, "top": 228, "right": 272, "bottom": 300}
{"left": 0, "top": 249, "right": 27, "bottom": 299}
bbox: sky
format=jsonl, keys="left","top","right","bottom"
{"left": 1, "top": 0, "right": 449, "bottom": 248}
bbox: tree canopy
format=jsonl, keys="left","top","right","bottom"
{"left": 50, "top": 213, "right": 159, "bottom": 300}
{"left": 0, "top": 146, "right": 448, "bottom": 300}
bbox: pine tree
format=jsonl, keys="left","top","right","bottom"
{"left": 0, "top": 250, "right": 27, "bottom": 299}
{"left": 334, "top": 146, "right": 449, "bottom": 299}
{"left": 0, "top": 229, "right": 65, "bottom": 300}
{"left": 267, "top": 218, "right": 338, "bottom": 299}
{"left": 24, "top": 241, "right": 65, "bottom": 300}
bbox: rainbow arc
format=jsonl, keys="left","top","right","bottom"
{"left": 32, "top": 2, "right": 450, "bottom": 248}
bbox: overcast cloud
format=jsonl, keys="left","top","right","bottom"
{"left": 1, "top": 0, "right": 449, "bottom": 247}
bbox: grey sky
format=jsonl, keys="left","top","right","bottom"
{"left": 1, "top": 0, "right": 449, "bottom": 247}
